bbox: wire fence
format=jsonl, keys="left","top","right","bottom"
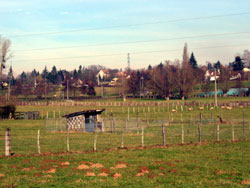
{"left": 0, "top": 113, "right": 249, "bottom": 156}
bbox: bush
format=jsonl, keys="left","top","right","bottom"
{"left": 0, "top": 104, "right": 16, "bottom": 119}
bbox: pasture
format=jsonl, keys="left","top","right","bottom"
{"left": 0, "top": 98, "right": 249, "bottom": 187}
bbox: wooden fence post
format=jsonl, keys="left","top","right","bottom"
{"left": 232, "top": 120, "right": 235, "bottom": 142}
{"left": 67, "top": 128, "right": 70, "bottom": 152}
{"left": 162, "top": 121, "right": 166, "bottom": 146}
{"left": 121, "top": 128, "right": 124, "bottom": 148}
{"left": 181, "top": 124, "right": 184, "bottom": 144}
{"left": 37, "top": 129, "right": 41, "bottom": 154}
{"left": 46, "top": 111, "right": 49, "bottom": 119}
{"left": 242, "top": 112, "right": 245, "bottom": 133}
{"left": 5, "top": 128, "right": 11, "bottom": 156}
{"left": 141, "top": 127, "right": 144, "bottom": 147}
{"left": 198, "top": 123, "right": 202, "bottom": 144}
{"left": 125, "top": 118, "right": 128, "bottom": 132}
{"left": 216, "top": 124, "right": 220, "bottom": 142}
{"left": 128, "top": 107, "right": 130, "bottom": 121}
{"left": 94, "top": 128, "right": 97, "bottom": 152}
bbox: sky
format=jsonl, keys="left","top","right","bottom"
{"left": 1, "top": 0, "right": 250, "bottom": 75}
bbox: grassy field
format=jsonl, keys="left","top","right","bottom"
{"left": 0, "top": 141, "right": 249, "bottom": 187}
{"left": 0, "top": 101, "right": 249, "bottom": 187}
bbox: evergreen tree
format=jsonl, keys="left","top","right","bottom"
{"left": 232, "top": 56, "right": 244, "bottom": 71}
{"left": 20, "top": 71, "right": 27, "bottom": 84}
{"left": 207, "top": 62, "right": 213, "bottom": 70}
{"left": 42, "top": 66, "right": 48, "bottom": 79}
{"left": 7, "top": 66, "right": 13, "bottom": 80}
{"left": 31, "top": 69, "right": 39, "bottom": 77}
{"left": 214, "top": 61, "right": 221, "bottom": 70}
{"left": 148, "top": 64, "right": 152, "bottom": 70}
{"left": 189, "top": 52, "right": 198, "bottom": 68}
{"left": 46, "top": 66, "right": 58, "bottom": 84}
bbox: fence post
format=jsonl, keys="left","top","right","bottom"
{"left": 94, "top": 128, "right": 97, "bottom": 152}
{"left": 162, "top": 121, "right": 166, "bottom": 146}
{"left": 121, "top": 128, "right": 124, "bottom": 148}
{"left": 67, "top": 128, "right": 70, "bottom": 152}
{"left": 232, "top": 120, "right": 235, "bottom": 142}
{"left": 187, "top": 114, "right": 192, "bottom": 134}
{"left": 141, "top": 126, "right": 144, "bottom": 147}
{"left": 198, "top": 123, "right": 202, "bottom": 144}
{"left": 136, "top": 118, "right": 139, "bottom": 134}
{"left": 37, "top": 129, "right": 41, "bottom": 154}
{"left": 46, "top": 111, "right": 49, "bottom": 119}
{"left": 5, "top": 128, "right": 11, "bottom": 156}
{"left": 181, "top": 124, "right": 184, "bottom": 144}
{"left": 125, "top": 118, "right": 128, "bottom": 132}
{"left": 128, "top": 107, "right": 130, "bottom": 121}
{"left": 216, "top": 124, "right": 220, "bottom": 142}
{"left": 242, "top": 112, "right": 245, "bottom": 133}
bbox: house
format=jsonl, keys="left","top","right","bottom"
{"left": 96, "top": 70, "right": 109, "bottom": 85}
{"left": 63, "top": 109, "right": 105, "bottom": 132}
{"left": 108, "top": 77, "right": 119, "bottom": 86}
{"left": 205, "top": 70, "right": 220, "bottom": 81}
{"left": 230, "top": 72, "right": 242, "bottom": 81}
{"left": 243, "top": 68, "right": 250, "bottom": 72}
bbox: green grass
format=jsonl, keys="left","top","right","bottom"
{"left": 0, "top": 141, "right": 249, "bottom": 187}
{"left": 0, "top": 103, "right": 249, "bottom": 187}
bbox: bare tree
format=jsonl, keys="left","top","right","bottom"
{"left": 242, "top": 50, "right": 250, "bottom": 68}
{"left": 0, "top": 36, "right": 12, "bottom": 80}
{"left": 219, "top": 65, "right": 231, "bottom": 94}
{"left": 178, "top": 43, "right": 195, "bottom": 99}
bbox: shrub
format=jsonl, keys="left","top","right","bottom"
{"left": 0, "top": 104, "right": 16, "bottom": 119}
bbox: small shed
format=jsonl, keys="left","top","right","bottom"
{"left": 63, "top": 109, "right": 105, "bottom": 132}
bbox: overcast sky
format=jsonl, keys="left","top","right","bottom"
{"left": 1, "top": 0, "right": 250, "bottom": 75}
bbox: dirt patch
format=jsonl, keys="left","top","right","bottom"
{"left": 169, "top": 169, "right": 178, "bottom": 173}
{"left": 139, "top": 166, "right": 150, "bottom": 174}
{"left": 97, "top": 172, "right": 108, "bottom": 177}
{"left": 159, "top": 172, "right": 165, "bottom": 176}
{"left": 114, "top": 164, "right": 127, "bottom": 169}
{"left": 85, "top": 172, "right": 95, "bottom": 177}
{"left": 0, "top": 173, "right": 5, "bottom": 178}
{"left": 136, "top": 172, "right": 145, "bottom": 177}
{"left": 165, "top": 162, "right": 175, "bottom": 167}
{"left": 147, "top": 174, "right": 156, "bottom": 179}
{"left": 100, "top": 168, "right": 110, "bottom": 174}
{"left": 77, "top": 164, "right": 90, "bottom": 170}
{"left": 159, "top": 167, "right": 166, "bottom": 170}
{"left": 91, "top": 163, "right": 104, "bottom": 168}
{"left": 136, "top": 166, "right": 150, "bottom": 177}
{"left": 112, "top": 173, "right": 122, "bottom": 179}
{"left": 45, "top": 169, "right": 56, "bottom": 174}
{"left": 61, "top": 162, "right": 70, "bottom": 166}
{"left": 34, "top": 173, "right": 42, "bottom": 177}
{"left": 241, "top": 180, "right": 250, "bottom": 185}
{"left": 44, "top": 175, "right": 52, "bottom": 178}
{"left": 22, "top": 168, "right": 31, "bottom": 172}
{"left": 75, "top": 179, "right": 82, "bottom": 183}
{"left": 216, "top": 170, "right": 222, "bottom": 175}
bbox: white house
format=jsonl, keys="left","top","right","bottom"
{"left": 96, "top": 70, "right": 109, "bottom": 85}
{"left": 205, "top": 70, "right": 220, "bottom": 81}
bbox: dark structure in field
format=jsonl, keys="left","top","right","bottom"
{"left": 0, "top": 104, "right": 16, "bottom": 119}
{"left": 15, "top": 111, "right": 40, "bottom": 120}
{"left": 63, "top": 109, "right": 105, "bottom": 132}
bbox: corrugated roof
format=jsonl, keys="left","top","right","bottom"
{"left": 63, "top": 109, "right": 105, "bottom": 118}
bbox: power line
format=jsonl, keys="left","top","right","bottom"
{"left": 6, "top": 11, "right": 250, "bottom": 38}
{"left": 13, "top": 31, "right": 250, "bottom": 53}
{"left": 13, "top": 43, "right": 250, "bottom": 62}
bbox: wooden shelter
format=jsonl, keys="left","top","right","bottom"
{"left": 63, "top": 109, "right": 105, "bottom": 132}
